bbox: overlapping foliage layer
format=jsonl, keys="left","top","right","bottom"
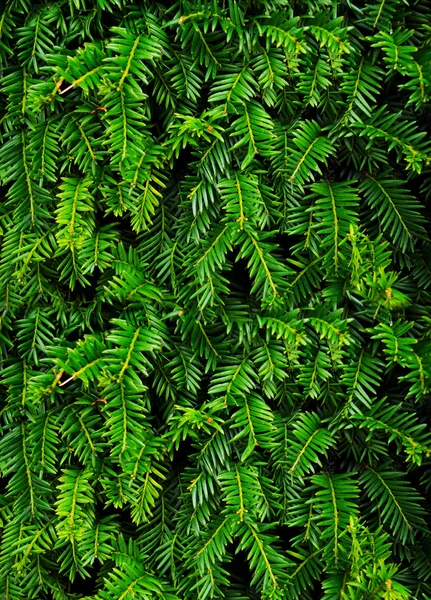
{"left": 1, "top": 0, "right": 431, "bottom": 598}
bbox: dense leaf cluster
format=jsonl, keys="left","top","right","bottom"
{"left": 1, "top": 0, "right": 431, "bottom": 598}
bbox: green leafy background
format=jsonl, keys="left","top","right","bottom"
{"left": 1, "top": 0, "right": 431, "bottom": 598}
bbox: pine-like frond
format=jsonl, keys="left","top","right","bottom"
{"left": 359, "top": 172, "right": 427, "bottom": 251}
{"left": 360, "top": 465, "right": 427, "bottom": 544}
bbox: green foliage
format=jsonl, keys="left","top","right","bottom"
{"left": 0, "top": 0, "right": 431, "bottom": 599}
